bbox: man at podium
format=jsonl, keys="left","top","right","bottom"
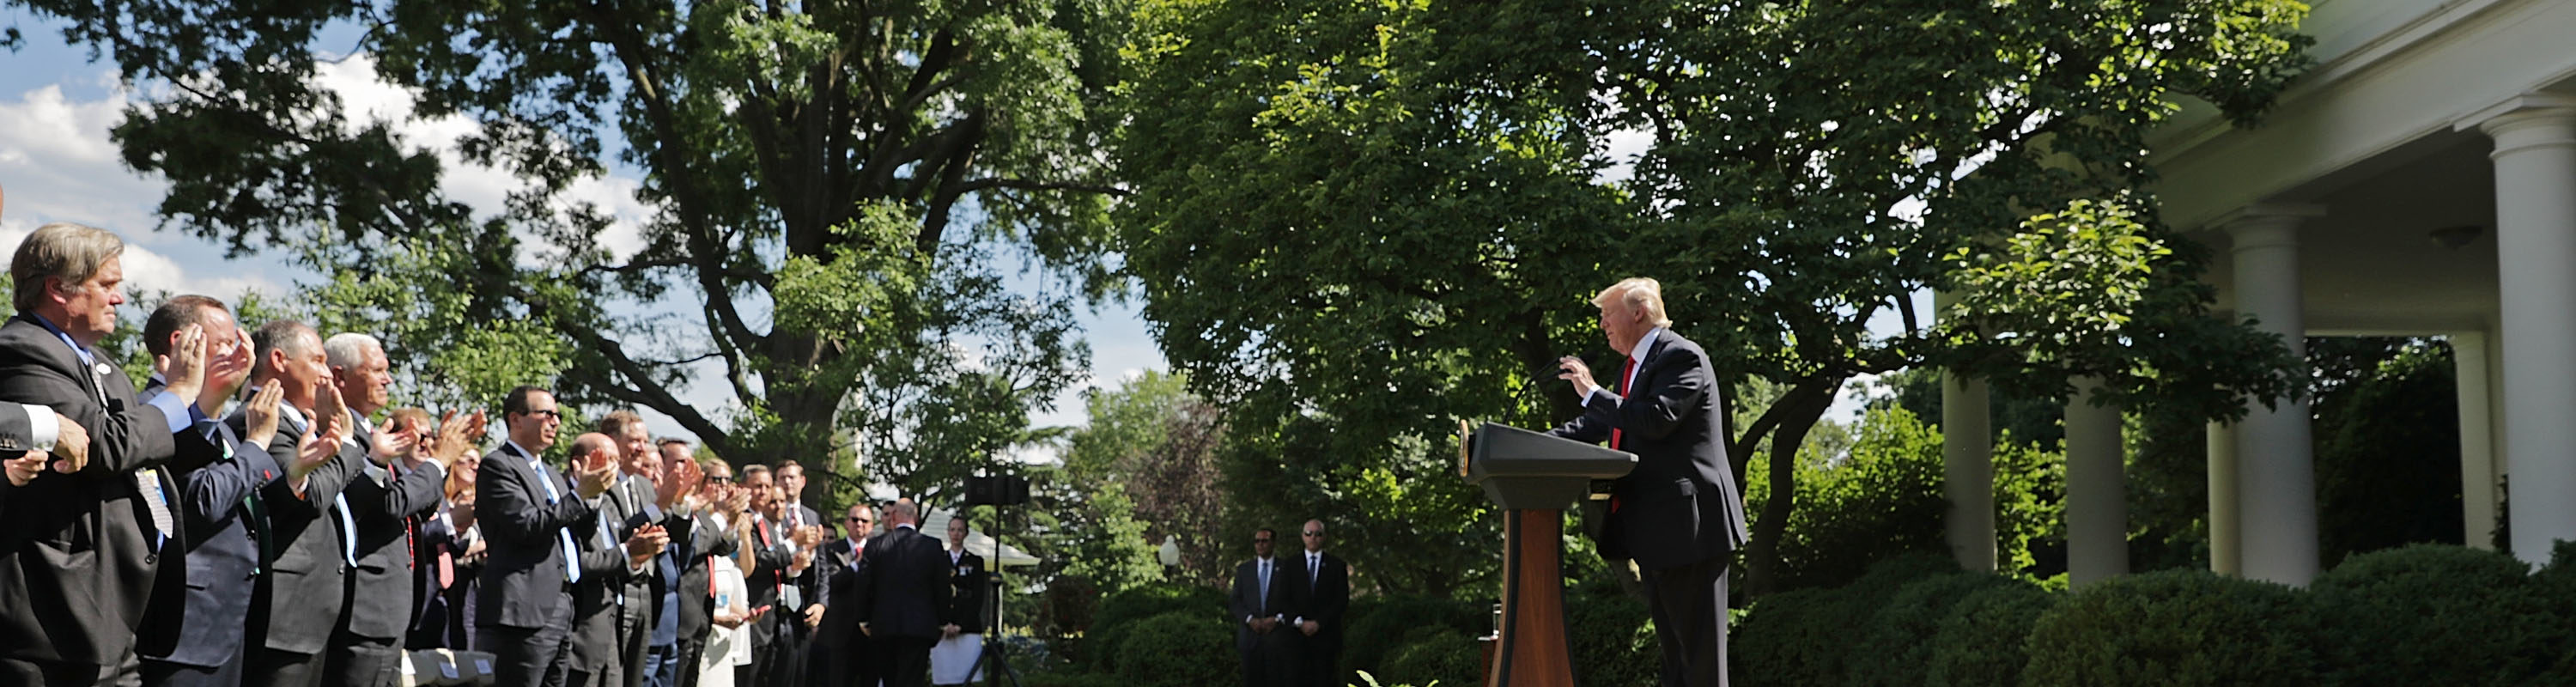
{"left": 1547, "top": 277, "right": 1750, "bottom": 687}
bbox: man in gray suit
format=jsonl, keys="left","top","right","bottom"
{"left": 475, "top": 387, "right": 618, "bottom": 687}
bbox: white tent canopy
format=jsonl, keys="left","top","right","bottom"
{"left": 918, "top": 508, "right": 1039, "bottom": 568}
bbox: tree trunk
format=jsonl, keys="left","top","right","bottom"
{"left": 1741, "top": 376, "right": 1839, "bottom": 596}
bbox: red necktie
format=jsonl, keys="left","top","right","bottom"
{"left": 1611, "top": 357, "right": 1636, "bottom": 514}
{"left": 1610, "top": 357, "right": 1636, "bottom": 450}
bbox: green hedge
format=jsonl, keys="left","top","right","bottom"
{"left": 2022, "top": 569, "right": 2318, "bottom": 686}
{"left": 1085, "top": 583, "right": 1226, "bottom": 671}
{"left": 1340, "top": 595, "right": 1485, "bottom": 678}
{"left": 2309, "top": 544, "right": 2565, "bottom": 686}
{"left": 1564, "top": 590, "right": 1656, "bottom": 687}
{"left": 1846, "top": 571, "right": 2024, "bottom": 687}
{"left": 1021, "top": 672, "right": 1129, "bottom": 687}
{"left": 1381, "top": 625, "right": 1482, "bottom": 687}
{"left": 1923, "top": 579, "right": 2055, "bottom": 687}
{"left": 1110, "top": 611, "right": 1236, "bottom": 687}
{"left": 1735, "top": 553, "right": 1959, "bottom": 686}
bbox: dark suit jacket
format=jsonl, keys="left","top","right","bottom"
{"left": 1228, "top": 557, "right": 1293, "bottom": 653}
{"left": 239, "top": 404, "right": 367, "bottom": 655}
{"left": 408, "top": 506, "right": 472, "bottom": 649}
{"left": 675, "top": 510, "right": 738, "bottom": 643}
{"left": 946, "top": 549, "right": 989, "bottom": 635}
{"left": 569, "top": 473, "right": 657, "bottom": 666}
{"left": 340, "top": 423, "right": 451, "bottom": 642}
{"left": 1283, "top": 551, "right": 1350, "bottom": 647}
{"left": 1546, "top": 330, "right": 1751, "bottom": 570}
{"left": 850, "top": 526, "right": 952, "bottom": 641}
{"left": 475, "top": 442, "right": 597, "bottom": 629}
{"left": 741, "top": 515, "right": 797, "bottom": 651}
{"left": 0, "top": 314, "right": 202, "bottom": 665}
{"left": 136, "top": 379, "right": 281, "bottom": 668}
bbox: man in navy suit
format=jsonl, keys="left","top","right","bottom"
{"left": 132, "top": 295, "right": 292, "bottom": 687}
{"left": 1283, "top": 520, "right": 1349, "bottom": 687}
{"left": 1228, "top": 527, "right": 1294, "bottom": 687}
{"left": 1547, "top": 277, "right": 1750, "bottom": 687}
{"left": 852, "top": 498, "right": 952, "bottom": 687}
{"left": 476, "top": 387, "right": 618, "bottom": 687}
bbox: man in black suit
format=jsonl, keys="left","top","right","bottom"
{"left": 0, "top": 222, "right": 212, "bottom": 685}
{"left": 322, "top": 332, "right": 468, "bottom": 687}
{"left": 1284, "top": 520, "right": 1349, "bottom": 687}
{"left": 132, "top": 295, "right": 289, "bottom": 687}
{"left": 852, "top": 498, "right": 952, "bottom": 687}
{"left": 476, "top": 387, "right": 620, "bottom": 687}
{"left": 665, "top": 444, "right": 737, "bottom": 687}
{"left": 623, "top": 429, "right": 701, "bottom": 687}
{"left": 1547, "top": 277, "right": 1750, "bottom": 687}
{"left": 236, "top": 319, "right": 373, "bottom": 687}
{"left": 813, "top": 503, "right": 877, "bottom": 687}
{"left": 1228, "top": 528, "right": 1293, "bottom": 687}
{"left": 933, "top": 514, "right": 990, "bottom": 687}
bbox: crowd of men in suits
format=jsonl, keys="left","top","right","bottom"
{"left": 1227, "top": 520, "right": 1349, "bottom": 687}
{"left": 0, "top": 198, "right": 1000, "bottom": 687}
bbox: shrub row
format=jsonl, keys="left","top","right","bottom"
{"left": 1735, "top": 544, "right": 2576, "bottom": 687}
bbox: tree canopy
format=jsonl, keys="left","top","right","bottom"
{"left": 9, "top": 0, "right": 1133, "bottom": 496}
{"left": 1114, "top": 0, "right": 2314, "bottom": 592}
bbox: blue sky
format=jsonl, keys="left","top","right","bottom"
{"left": 0, "top": 12, "right": 1890, "bottom": 456}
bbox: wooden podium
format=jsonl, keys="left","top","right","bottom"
{"left": 1458, "top": 423, "right": 1636, "bottom": 687}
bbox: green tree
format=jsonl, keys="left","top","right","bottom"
{"left": 1058, "top": 371, "right": 1228, "bottom": 589}
{"left": 11, "top": 0, "right": 1130, "bottom": 488}
{"left": 1115, "top": 0, "right": 2311, "bottom": 593}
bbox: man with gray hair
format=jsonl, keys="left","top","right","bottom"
{"left": 321, "top": 331, "right": 458, "bottom": 687}
{"left": 0, "top": 222, "right": 213, "bottom": 685}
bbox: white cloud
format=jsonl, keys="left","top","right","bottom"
{"left": 310, "top": 55, "right": 654, "bottom": 264}
{"left": 0, "top": 81, "right": 290, "bottom": 305}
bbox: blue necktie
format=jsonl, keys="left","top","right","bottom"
{"left": 532, "top": 457, "right": 581, "bottom": 583}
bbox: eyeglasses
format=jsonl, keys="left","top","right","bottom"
{"left": 523, "top": 410, "right": 563, "bottom": 420}
{"left": 1303, "top": 531, "right": 1324, "bottom": 537}
{"left": 707, "top": 476, "right": 736, "bottom": 483}
{"left": 847, "top": 517, "right": 872, "bottom": 524}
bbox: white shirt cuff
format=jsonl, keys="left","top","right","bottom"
{"left": 23, "top": 404, "right": 58, "bottom": 450}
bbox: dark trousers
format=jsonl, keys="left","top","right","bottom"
{"left": 1237, "top": 626, "right": 1295, "bottom": 687}
{"left": 670, "top": 638, "right": 705, "bottom": 687}
{"left": 242, "top": 647, "right": 325, "bottom": 687}
{"left": 324, "top": 631, "right": 403, "bottom": 687}
{"left": 1, "top": 648, "right": 143, "bottom": 687}
{"left": 1294, "top": 633, "right": 1340, "bottom": 687}
{"left": 142, "top": 640, "right": 246, "bottom": 687}
{"left": 874, "top": 635, "right": 935, "bottom": 687}
{"left": 1642, "top": 556, "right": 1730, "bottom": 687}
{"left": 478, "top": 593, "right": 576, "bottom": 687}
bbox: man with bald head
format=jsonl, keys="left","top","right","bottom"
{"left": 477, "top": 387, "right": 619, "bottom": 687}
{"left": 566, "top": 410, "right": 671, "bottom": 687}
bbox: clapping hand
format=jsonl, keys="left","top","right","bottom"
{"left": 428, "top": 410, "right": 484, "bottom": 467}
{"left": 5, "top": 450, "right": 46, "bottom": 486}
{"left": 49, "top": 412, "right": 88, "bottom": 474}
{"left": 624, "top": 524, "right": 670, "bottom": 562}
{"left": 368, "top": 424, "right": 418, "bottom": 465}
{"left": 312, "top": 375, "right": 349, "bottom": 442}
{"left": 793, "top": 525, "right": 825, "bottom": 550}
{"left": 658, "top": 457, "right": 702, "bottom": 510}
{"left": 574, "top": 446, "right": 617, "bottom": 499}
{"left": 242, "top": 380, "right": 285, "bottom": 451}
{"left": 286, "top": 422, "right": 345, "bottom": 492}
{"left": 155, "top": 324, "right": 209, "bottom": 404}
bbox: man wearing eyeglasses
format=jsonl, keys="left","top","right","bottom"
{"left": 1282, "top": 520, "right": 1348, "bottom": 687}
{"left": 1228, "top": 528, "right": 1294, "bottom": 687}
{"left": 811, "top": 504, "right": 877, "bottom": 687}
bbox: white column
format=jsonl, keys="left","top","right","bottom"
{"left": 2227, "top": 203, "right": 2324, "bottom": 585}
{"left": 1942, "top": 371, "right": 1996, "bottom": 571}
{"left": 2460, "top": 94, "right": 2576, "bottom": 565}
{"left": 2063, "top": 378, "right": 2127, "bottom": 587}
{"left": 2454, "top": 331, "right": 2500, "bottom": 550}
{"left": 2207, "top": 421, "right": 2240, "bottom": 575}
